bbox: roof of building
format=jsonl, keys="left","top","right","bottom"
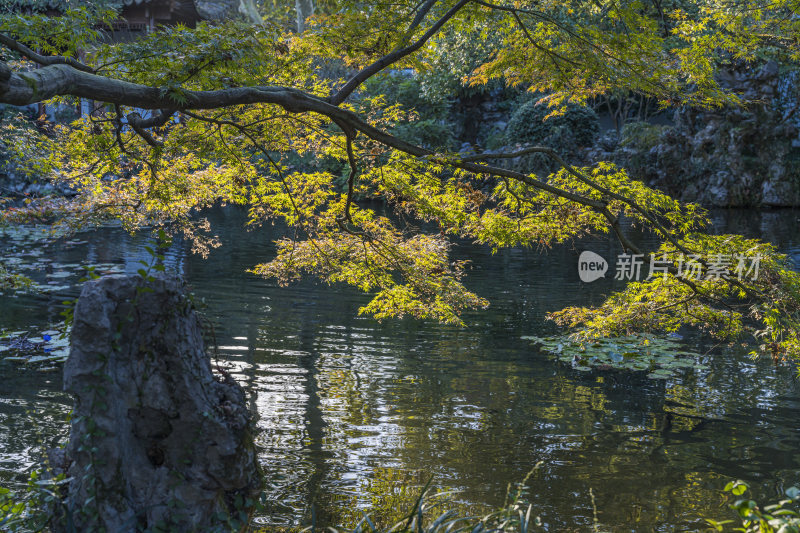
{"left": 1, "top": 0, "right": 204, "bottom": 23}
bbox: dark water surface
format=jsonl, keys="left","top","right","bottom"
{"left": 1, "top": 208, "right": 799, "bottom": 531}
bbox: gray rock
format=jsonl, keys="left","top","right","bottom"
{"left": 62, "top": 274, "right": 260, "bottom": 532}
{"left": 757, "top": 60, "right": 779, "bottom": 80}
{"left": 597, "top": 131, "right": 619, "bottom": 152}
{"left": 699, "top": 171, "right": 732, "bottom": 206}
{"left": 597, "top": 61, "right": 800, "bottom": 207}
{"left": 761, "top": 178, "right": 800, "bottom": 207}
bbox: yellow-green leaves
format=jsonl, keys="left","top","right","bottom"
{"left": 252, "top": 219, "right": 488, "bottom": 325}
{"left": 551, "top": 233, "right": 800, "bottom": 363}
{"left": 3, "top": 0, "right": 799, "bottom": 368}
{"left": 0, "top": 4, "right": 117, "bottom": 60}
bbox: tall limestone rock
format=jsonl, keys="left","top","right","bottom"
{"left": 62, "top": 274, "right": 261, "bottom": 532}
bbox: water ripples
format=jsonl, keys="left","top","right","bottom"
{"left": 0, "top": 207, "right": 799, "bottom": 530}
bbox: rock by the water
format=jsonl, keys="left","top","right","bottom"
{"left": 62, "top": 274, "right": 260, "bottom": 532}
{"left": 604, "top": 62, "right": 800, "bottom": 207}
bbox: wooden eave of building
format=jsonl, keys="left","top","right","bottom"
{"left": 3, "top": 1, "right": 205, "bottom": 31}
{"left": 118, "top": 0, "right": 204, "bottom": 29}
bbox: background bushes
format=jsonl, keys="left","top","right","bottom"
{"left": 361, "top": 73, "right": 455, "bottom": 151}
{"left": 505, "top": 99, "right": 600, "bottom": 149}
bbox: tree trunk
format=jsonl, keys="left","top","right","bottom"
{"left": 239, "top": 0, "right": 263, "bottom": 24}
{"left": 296, "top": 0, "right": 315, "bottom": 33}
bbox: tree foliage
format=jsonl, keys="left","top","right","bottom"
{"left": 0, "top": 0, "right": 799, "bottom": 364}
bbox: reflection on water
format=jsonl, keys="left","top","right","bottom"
{"left": 1, "top": 208, "right": 799, "bottom": 531}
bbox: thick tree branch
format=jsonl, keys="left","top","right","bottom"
{"left": 402, "top": 0, "right": 439, "bottom": 42}
{"left": 0, "top": 59, "right": 608, "bottom": 213}
{"left": 0, "top": 62, "right": 331, "bottom": 111}
{"left": 126, "top": 108, "right": 175, "bottom": 129}
{"left": 127, "top": 113, "right": 162, "bottom": 147}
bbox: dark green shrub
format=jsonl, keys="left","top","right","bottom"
{"left": 416, "top": 29, "right": 501, "bottom": 103}
{"left": 620, "top": 121, "right": 666, "bottom": 152}
{"left": 361, "top": 73, "right": 454, "bottom": 150}
{"left": 505, "top": 99, "right": 600, "bottom": 148}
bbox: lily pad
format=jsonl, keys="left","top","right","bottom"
{"left": 0, "top": 324, "right": 71, "bottom": 367}
{"left": 47, "top": 338, "right": 70, "bottom": 348}
{"left": 27, "top": 349, "right": 69, "bottom": 363}
{"left": 523, "top": 332, "right": 705, "bottom": 379}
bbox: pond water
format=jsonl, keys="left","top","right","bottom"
{"left": 1, "top": 207, "right": 799, "bottom": 531}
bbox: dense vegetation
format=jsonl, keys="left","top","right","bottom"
{"left": 0, "top": 0, "right": 797, "bottom": 363}
{"left": 0, "top": 0, "right": 799, "bottom": 529}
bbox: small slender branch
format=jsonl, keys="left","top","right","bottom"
{"left": 0, "top": 32, "right": 94, "bottom": 73}
{"left": 329, "top": 0, "right": 471, "bottom": 105}
{"left": 341, "top": 135, "right": 358, "bottom": 224}
{"left": 510, "top": 10, "right": 578, "bottom": 68}
{"left": 121, "top": 108, "right": 175, "bottom": 148}
{"left": 462, "top": 145, "right": 565, "bottom": 162}
{"left": 113, "top": 104, "right": 130, "bottom": 155}
{"left": 336, "top": 134, "right": 371, "bottom": 239}
{"left": 652, "top": 290, "right": 698, "bottom": 312}
{"left": 599, "top": 206, "right": 641, "bottom": 254}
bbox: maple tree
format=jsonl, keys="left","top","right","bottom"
{"left": 0, "top": 0, "right": 799, "bottom": 363}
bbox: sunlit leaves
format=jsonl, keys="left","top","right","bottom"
{"left": 469, "top": 0, "right": 680, "bottom": 105}
{"left": 302, "top": 0, "right": 481, "bottom": 71}
{"left": 89, "top": 21, "right": 325, "bottom": 95}
{"left": 0, "top": 261, "right": 31, "bottom": 291}
{"left": 0, "top": 3, "right": 116, "bottom": 59}
{"left": 673, "top": 0, "right": 800, "bottom": 69}
{"left": 0, "top": 111, "right": 61, "bottom": 180}
{"left": 550, "top": 234, "right": 800, "bottom": 362}
{"left": 251, "top": 213, "right": 488, "bottom": 325}
{"left": 465, "top": 0, "right": 796, "bottom": 108}
{"left": 1, "top": 0, "right": 799, "bottom": 366}
{"left": 705, "top": 480, "right": 800, "bottom": 532}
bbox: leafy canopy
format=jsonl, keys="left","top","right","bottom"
{"left": 0, "top": 0, "right": 799, "bottom": 365}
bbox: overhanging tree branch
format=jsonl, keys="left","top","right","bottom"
{"left": 0, "top": 59, "right": 607, "bottom": 213}
{"left": 0, "top": 47, "right": 766, "bottom": 314}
